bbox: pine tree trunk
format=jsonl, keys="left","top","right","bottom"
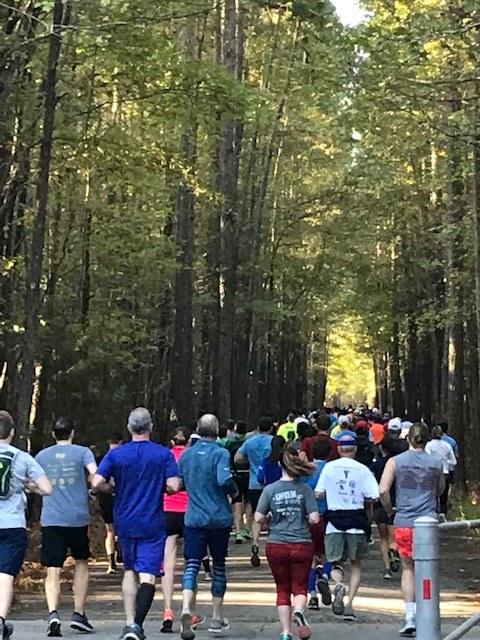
{"left": 15, "top": 0, "right": 71, "bottom": 444}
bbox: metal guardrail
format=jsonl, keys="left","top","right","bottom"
{"left": 414, "top": 517, "right": 480, "bottom": 640}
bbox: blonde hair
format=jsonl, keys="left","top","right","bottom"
{"left": 281, "top": 447, "right": 314, "bottom": 478}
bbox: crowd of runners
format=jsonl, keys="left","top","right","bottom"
{"left": 0, "top": 406, "right": 459, "bottom": 640}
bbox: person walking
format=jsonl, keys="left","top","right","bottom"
{"left": 35, "top": 417, "right": 97, "bottom": 637}
{"left": 379, "top": 423, "right": 444, "bottom": 637}
{"left": 425, "top": 425, "right": 456, "bottom": 519}
{"left": 0, "top": 411, "right": 52, "bottom": 640}
{"left": 315, "top": 434, "right": 379, "bottom": 622}
{"left": 178, "top": 414, "right": 238, "bottom": 640}
{"left": 254, "top": 447, "right": 319, "bottom": 640}
{"left": 93, "top": 408, "right": 180, "bottom": 640}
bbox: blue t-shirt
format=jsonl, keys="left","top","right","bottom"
{"left": 97, "top": 440, "right": 178, "bottom": 539}
{"left": 178, "top": 439, "right": 237, "bottom": 529}
{"left": 238, "top": 433, "right": 273, "bottom": 490}
{"left": 36, "top": 444, "right": 95, "bottom": 527}
{"left": 304, "top": 459, "right": 328, "bottom": 513}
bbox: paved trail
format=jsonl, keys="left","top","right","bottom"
{"left": 13, "top": 530, "right": 480, "bottom": 639}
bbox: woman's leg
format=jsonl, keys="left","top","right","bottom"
{"left": 161, "top": 534, "right": 178, "bottom": 612}
{"left": 266, "top": 543, "right": 293, "bottom": 635}
{"left": 291, "top": 542, "right": 314, "bottom": 610}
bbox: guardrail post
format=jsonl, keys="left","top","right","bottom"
{"left": 414, "top": 516, "right": 441, "bottom": 640}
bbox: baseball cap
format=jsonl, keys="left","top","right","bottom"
{"left": 388, "top": 417, "right": 402, "bottom": 432}
{"left": 337, "top": 434, "right": 357, "bottom": 447}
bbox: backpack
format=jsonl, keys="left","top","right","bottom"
{"left": 0, "top": 450, "right": 15, "bottom": 499}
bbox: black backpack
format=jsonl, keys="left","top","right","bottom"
{"left": 0, "top": 450, "right": 15, "bottom": 499}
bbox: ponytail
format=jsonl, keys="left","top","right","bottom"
{"left": 281, "top": 446, "right": 314, "bottom": 478}
{"left": 408, "top": 422, "right": 429, "bottom": 449}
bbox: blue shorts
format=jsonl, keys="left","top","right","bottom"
{"left": 119, "top": 534, "right": 166, "bottom": 577}
{"left": 0, "top": 528, "right": 28, "bottom": 577}
{"left": 184, "top": 526, "right": 230, "bottom": 562}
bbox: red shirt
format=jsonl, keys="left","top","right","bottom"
{"left": 300, "top": 433, "right": 339, "bottom": 462}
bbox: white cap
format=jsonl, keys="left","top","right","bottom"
{"left": 338, "top": 415, "right": 350, "bottom": 426}
{"left": 388, "top": 417, "right": 402, "bottom": 432}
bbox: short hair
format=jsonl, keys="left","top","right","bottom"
{"left": 218, "top": 425, "right": 228, "bottom": 439}
{"left": 235, "top": 420, "right": 247, "bottom": 436}
{"left": 53, "top": 417, "right": 74, "bottom": 440}
{"left": 108, "top": 432, "right": 123, "bottom": 444}
{"left": 226, "top": 419, "right": 236, "bottom": 431}
{"left": 317, "top": 414, "right": 331, "bottom": 432}
{"left": 128, "top": 407, "right": 152, "bottom": 434}
{"left": 197, "top": 413, "right": 219, "bottom": 438}
{"left": 431, "top": 425, "right": 443, "bottom": 439}
{"left": 0, "top": 410, "right": 15, "bottom": 439}
{"left": 172, "top": 427, "right": 189, "bottom": 446}
{"left": 312, "top": 437, "right": 331, "bottom": 461}
{"left": 258, "top": 416, "right": 273, "bottom": 433}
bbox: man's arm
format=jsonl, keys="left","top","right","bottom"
{"left": 166, "top": 476, "right": 180, "bottom": 494}
{"left": 234, "top": 446, "right": 247, "bottom": 466}
{"left": 379, "top": 457, "right": 396, "bottom": 515}
{"left": 25, "top": 474, "right": 52, "bottom": 496}
{"left": 91, "top": 473, "right": 114, "bottom": 494}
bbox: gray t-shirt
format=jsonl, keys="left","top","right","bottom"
{"left": 394, "top": 449, "right": 443, "bottom": 528}
{"left": 0, "top": 444, "right": 46, "bottom": 529}
{"left": 36, "top": 444, "right": 95, "bottom": 527}
{"left": 256, "top": 479, "right": 318, "bottom": 543}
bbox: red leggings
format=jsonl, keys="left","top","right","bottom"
{"left": 266, "top": 541, "right": 314, "bottom": 606}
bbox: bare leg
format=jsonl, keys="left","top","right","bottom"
{"left": 0, "top": 574, "right": 14, "bottom": 618}
{"left": 161, "top": 535, "right": 178, "bottom": 612}
{"left": 123, "top": 570, "right": 138, "bottom": 625}
{"left": 234, "top": 502, "right": 244, "bottom": 533}
{"left": 212, "top": 595, "right": 223, "bottom": 620}
{"left": 182, "top": 589, "right": 195, "bottom": 616}
{"left": 330, "top": 565, "right": 344, "bottom": 587}
{"left": 347, "top": 560, "right": 362, "bottom": 607}
{"left": 293, "top": 594, "right": 307, "bottom": 610}
{"left": 73, "top": 560, "right": 89, "bottom": 613}
{"left": 105, "top": 524, "right": 116, "bottom": 557}
{"left": 378, "top": 524, "right": 390, "bottom": 570}
{"left": 45, "top": 567, "right": 61, "bottom": 613}
{"left": 401, "top": 558, "right": 415, "bottom": 602}
{"left": 278, "top": 605, "right": 292, "bottom": 635}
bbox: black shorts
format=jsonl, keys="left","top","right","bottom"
{"left": 41, "top": 526, "right": 91, "bottom": 567}
{"left": 165, "top": 512, "right": 184, "bottom": 538}
{"left": 98, "top": 494, "right": 115, "bottom": 525}
{"left": 0, "top": 528, "right": 28, "bottom": 577}
{"left": 232, "top": 474, "right": 249, "bottom": 504}
{"left": 247, "top": 489, "right": 263, "bottom": 512}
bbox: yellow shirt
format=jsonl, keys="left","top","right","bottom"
{"left": 277, "top": 421, "right": 297, "bottom": 441}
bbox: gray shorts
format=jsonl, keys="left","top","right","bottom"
{"left": 325, "top": 532, "right": 368, "bottom": 563}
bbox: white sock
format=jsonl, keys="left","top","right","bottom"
{"left": 405, "top": 602, "right": 416, "bottom": 622}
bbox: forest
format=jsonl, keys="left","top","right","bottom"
{"left": 1, "top": 0, "right": 480, "bottom": 484}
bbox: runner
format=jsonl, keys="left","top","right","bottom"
{"left": 254, "top": 447, "right": 319, "bottom": 640}
{"left": 385, "top": 419, "right": 409, "bottom": 455}
{"left": 300, "top": 413, "right": 338, "bottom": 462}
{"left": 178, "top": 414, "right": 238, "bottom": 640}
{"left": 35, "top": 417, "right": 97, "bottom": 637}
{"left": 161, "top": 427, "right": 190, "bottom": 634}
{"left": 92, "top": 408, "right": 180, "bottom": 640}
{"left": 257, "top": 435, "right": 285, "bottom": 486}
{"left": 315, "top": 434, "right": 379, "bottom": 622}
{"left": 379, "top": 422, "right": 444, "bottom": 637}
{"left": 276, "top": 413, "right": 297, "bottom": 442}
{"left": 425, "top": 425, "right": 456, "bottom": 519}
{"left": 98, "top": 432, "right": 123, "bottom": 574}
{"left": 0, "top": 410, "right": 52, "bottom": 640}
{"left": 234, "top": 416, "right": 273, "bottom": 565}
{"left": 331, "top": 415, "right": 355, "bottom": 439}
{"left": 222, "top": 421, "right": 250, "bottom": 544}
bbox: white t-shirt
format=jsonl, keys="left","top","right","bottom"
{"left": 315, "top": 457, "right": 379, "bottom": 534}
{"left": 425, "top": 439, "right": 456, "bottom": 474}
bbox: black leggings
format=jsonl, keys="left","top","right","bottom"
{"left": 439, "top": 474, "right": 450, "bottom": 515}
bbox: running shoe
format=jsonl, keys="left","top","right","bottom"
{"left": 47, "top": 611, "right": 62, "bottom": 637}
{"left": 280, "top": 635, "right": 293, "bottom": 640}
{"left": 161, "top": 609, "right": 175, "bottom": 633}
{"left": 343, "top": 606, "right": 358, "bottom": 622}
{"left": 191, "top": 614, "right": 206, "bottom": 630}
{"left": 389, "top": 549, "right": 400, "bottom": 573}
{"left": 398, "top": 621, "right": 416, "bottom": 637}
{"left": 106, "top": 566, "right": 117, "bottom": 575}
{"left": 332, "top": 583, "right": 346, "bottom": 616}
{"left": 383, "top": 569, "right": 393, "bottom": 580}
{"left": 234, "top": 532, "right": 244, "bottom": 544}
{"left": 250, "top": 544, "right": 261, "bottom": 568}
{"left": 208, "top": 618, "right": 230, "bottom": 634}
{"left": 307, "top": 595, "right": 319, "bottom": 611}
{"left": 180, "top": 613, "right": 195, "bottom": 640}
{"left": 70, "top": 612, "right": 94, "bottom": 633}
{"left": 203, "top": 570, "right": 212, "bottom": 582}
{"left": 241, "top": 528, "right": 252, "bottom": 540}
{"left": 292, "top": 610, "right": 311, "bottom": 640}
{"left": 0, "top": 620, "right": 13, "bottom": 639}
{"left": 119, "top": 623, "right": 145, "bottom": 640}
{"left": 316, "top": 575, "right": 332, "bottom": 606}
